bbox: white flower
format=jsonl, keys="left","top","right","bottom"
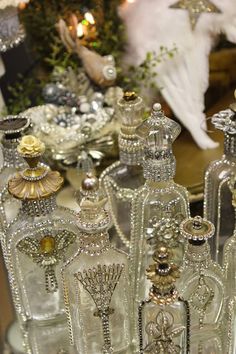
{"left": 17, "top": 135, "right": 45, "bottom": 156}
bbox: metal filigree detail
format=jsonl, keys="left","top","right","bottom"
{"left": 144, "top": 310, "right": 185, "bottom": 353}
{"left": 17, "top": 230, "right": 76, "bottom": 293}
{"left": 146, "top": 215, "right": 184, "bottom": 248}
{"left": 188, "top": 274, "right": 214, "bottom": 328}
{"left": 75, "top": 263, "right": 124, "bottom": 354}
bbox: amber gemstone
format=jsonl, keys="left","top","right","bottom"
{"left": 40, "top": 236, "right": 55, "bottom": 254}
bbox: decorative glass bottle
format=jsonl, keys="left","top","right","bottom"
{"left": 138, "top": 246, "right": 190, "bottom": 354}
{"left": 6, "top": 135, "right": 79, "bottom": 354}
{"left": 178, "top": 216, "right": 225, "bottom": 331}
{"left": 223, "top": 176, "right": 236, "bottom": 300}
{"left": 130, "top": 103, "right": 190, "bottom": 307}
{"left": 100, "top": 91, "right": 145, "bottom": 252}
{"left": 62, "top": 174, "right": 133, "bottom": 354}
{"left": 0, "top": 115, "right": 30, "bottom": 232}
{"left": 204, "top": 93, "right": 236, "bottom": 263}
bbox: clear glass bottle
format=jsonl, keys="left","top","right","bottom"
{"left": 130, "top": 103, "right": 190, "bottom": 308}
{"left": 62, "top": 174, "right": 133, "bottom": 354}
{"left": 223, "top": 176, "right": 236, "bottom": 300}
{"left": 100, "top": 91, "right": 145, "bottom": 252}
{"left": 204, "top": 94, "right": 236, "bottom": 263}
{"left": 0, "top": 115, "right": 30, "bottom": 232}
{"left": 5, "top": 135, "right": 79, "bottom": 354}
{"left": 226, "top": 296, "right": 236, "bottom": 354}
{"left": 138, "top": 246, "right": 190, "bottom": 354}
{"left": 178, "top": 216, "right": 225, "bottom": 333}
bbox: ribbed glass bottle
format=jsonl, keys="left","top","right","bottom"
{"left": 204, "top": 94, "right": 236, "bottom": 263}
{"left": 178, "top": 216, "right": 225, "bottom": 353}
{"left": 62, "top": 174, "right": 133, "bottom": 354}
{"left": 0, "top": 115, "right": 30, "bottom": 233}
{"left": 138, "top": 247, "right": 190, "bottom": 354}
{"left": 5, "top": 135, "right": 79, "bottom": 354}
{"left": 130, "top": 103, "right": 190, "bottom": 312}
{"left": 100, "top": 91, "right": 145, "bottom": 252}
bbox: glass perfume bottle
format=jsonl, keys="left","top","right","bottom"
{"left": 223, "top": 176, "right": 236, "bottom": 299}
{"left": 62, "top": 174, "right": 133, "bottom": 354}
{"left": 0, "top": 115, "right": 30, "bottom": 232}
{"left": 100, "top": 91, "right": 145, "bottom": 252}
{"left": 138, "top": 246, "right": 190, "bottom": 354}
{"left": 178, "top": 216, "right": 225, "bottom": 332}
{"left": 204, "top": 93, "right": 236, "bottom": 263}
{"left": 130, "top": 103, "right": 190, "bottom": 307}
{"left": 5, "top": 135, "right": 79, "bottom": 354}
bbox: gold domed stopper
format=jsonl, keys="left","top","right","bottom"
{"left": 146, "top": 246, "right": 180, "bottom": 290}
{"left": 180, "top": 216, "right": 214, "bottom": 242}
{"left": 123, "top": 91, "right": 137, "bottom": 102}
{"left": 8, "top": 135, "right": 64, "bottom": 200}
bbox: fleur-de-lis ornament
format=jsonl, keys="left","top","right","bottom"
{"left": 17, "top": 230, "right": 76, "bottom": 293}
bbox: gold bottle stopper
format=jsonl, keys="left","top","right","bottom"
{"left": 180, "top": 216, "right": 214, "bottom": 242}
{"left": 8, "top": 135, "right": 64, "bottom": 200}
{"left": 147, "top": 247, "right": 180, "bottom": 292}
{"left": 123, "top": 91, "right": 138, "bottom": 102}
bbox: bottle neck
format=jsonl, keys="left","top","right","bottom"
{"left": 184, "top": 240, "right": 211, "bottom": 269}
{"left": 118, "top": 129, "right": 143, "bottom": 166}
{"left": 143, "top": 154, "right": 176, "bottom": 182}
{"left": 2, "top": 137, "right": 24, "bottom": 168}
{"left": 20, "top": 195, "right": 57, "bottom": 217}
{"left": 224, "top": 133, "right": 236, "bottom": 157}
{"left": 79, "top": 230, "right": 111, "bottom": 256}
{"left": 150, "top": 285, "right": 179, "bottom": 305}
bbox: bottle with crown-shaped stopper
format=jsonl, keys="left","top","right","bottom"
{"left": 130, "top": 103, "right": 190, "bottom": 314}
{"left": 223, "top": 175, "right": 236, "bottom": 300}
{"left": 204, "top": 91, "right": 236, "bottom": 263}
{"left": 138, "top": 246, "right": 190, "bottom": 354}
{"left": 62, "top": 174, "right": 133, "bottom": 354}
{"left": 178, "top": 216, "right": 225, "bottom": 353}
{"left": 100, "top": 91, "right": 145, "bottom": 252}
{"left": 0, "top": 115, "right": 30, "bottom": 232}
{"left": 5, "top": 135, "right": 79, "bottom": 354}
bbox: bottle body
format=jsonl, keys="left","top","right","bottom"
{"left": 62, "top": 245, "right": 133, "bottom": 354}
{"left": 138, "top": 299, "right": 189, "bottom": 354}
{"left": 131, "top": 181, "right": 189, "bottom": 303}
{"left": 204, "top": 156, "right": 236, "bottom": 263}
{"left": 5, "top": 201, "right": 79, "bottom": 353}
{"left": 101, "top": 161, "right": 144, "bottom": 252}
{"left": 177, "top": 243, "right": 225, "bottom": 331}
{"left": 223, "top": 233, "right": 236, "bottom": 299}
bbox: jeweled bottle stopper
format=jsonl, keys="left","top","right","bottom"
{"left": 146, "top": 246, "right": 180, "bottom": 304}
{"left": 180, "top": 216, "right": 215, "bottom": 244}
{"left": 8, "top": 135, "right": 64, "bottom": 200}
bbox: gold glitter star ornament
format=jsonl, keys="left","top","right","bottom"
{"left": 170, "top": 0, "right": 221, "bottom": 30}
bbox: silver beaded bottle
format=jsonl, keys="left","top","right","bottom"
{"left": 62, "top": 174, "right": 133, "bottom": 354}
{"left": 100, "top": 91, "right": 145, "bottom": 252}
{"left": 138, "top": 246, "right": 190, "bottom": 354}
{"left": 178, "top": 216, "right": 225, "bottom": 353}
{"left": 5, "top": 135, "right": 79, "bottom": 354}
{"left": 0, "top": 115, "right": 30, "bottom": 232}
{"left": 204, "top": 93, "right": 236, "bottom": 263}
{"left": 130, "top": 103, "right": 190, "bottom": 310}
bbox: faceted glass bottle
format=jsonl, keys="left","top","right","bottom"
{"left": 100, "top": 92, "right": 145, "bottom": 252}
{"left": 5, "top": 136, "right": 79, "bottom": 354}
{"left": 204, "top": 96, "right": 236, "bottom": 263}
{"left": 178, "top": 216, "right": 225, "bottom": 352}
{"left": 0, "top": 115, "right": 30, "bottom": 232}
{"left": 130, "top": 103, "right": 190, "bottom": 307}
{"left": 62, "top": 174, "right": 133, "bottom": 354}
{"left": 138, "top": 247, "right": 190, "bottom": 354}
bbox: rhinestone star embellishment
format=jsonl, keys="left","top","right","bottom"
{"left": 170, "top": 0, "right": 221, "bottom": 30}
